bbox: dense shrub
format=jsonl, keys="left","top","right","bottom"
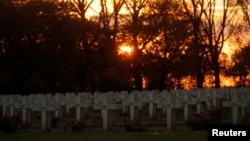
{"left": 64, "top": 121, "right": 85, "bottom": 132}
{"left": 0, "top": 115, "right": 22, "bottom": 133}
{"left": 186, "top": 108, "right": 223, "bottom": 130}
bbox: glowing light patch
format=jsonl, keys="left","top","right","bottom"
{"left": 118, "top": 45, "right": 133, "bottom": 55}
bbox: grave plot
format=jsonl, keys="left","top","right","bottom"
{"left": 12, "top": 95, "right": 31, "bottom": 127}
{"left": 93, "top": 92, "right": 122, "bottom": 131}
{"left": 64, "top": 92, "right": 77, "bottom": 117}
{"left": 160, "top": 90, "right": 182, "bottom": 131}
{"left": 0, "top": 95, "right": 3, "bottom": 116}
{"left": 155, "top": 90, "right": 180, "bottom": 131}
{"left": 183, "top": 90, "right": 197, "bottom": 123}
{"left": 195, "top": 89, "right": 208, "bottom": 116}
{"left": 119, "top": 91, "right": 129, "bottom": 115}
{"left": 0, "top": 87, "right": 249, "bottom": 133}
{"left": 54, "top": 93, "right": 65, "bottom": 120}
{"left": 2, "top": 95, "right": 14, "bottom": 118}
{"left": 223, "top": 89, "right": 248, "bottom": 125}
{"left": 238, "top": 88, "right": 250, "bottom": 123}
{"left": 140, "top": 90, "right": 158, "bottom": 120}
{"left": 76, "top": 92, "right": 93, "bottom": 124}
{"left": 57, "top": 92, "right": 93, "bottom": 132}
{"left": 19, "top": 95, "right": 32, "bottom": 126}
{"left": 122, "top": 91, "right": 143, "bottom": 126}
{"left": 30, "top": 94, "right": 57, "bottom": 131}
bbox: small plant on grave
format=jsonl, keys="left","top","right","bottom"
{"left": 186, "top": 108, "right": 223, "bottom": 131}
{"left": 186, "top": 113, "right": 207, "bottom": 130}
{"left": 123, "top": 120, "right": 145, "bottom": 132}
{"left": 64, "top": 121, "right": 85, "bottom": 132}
{"left": 206, "top": 108, "right": 223, "bottom": 125}
{"left": 0, "top": 115, "right": 22, "bottom": 133}
{"left": 51, "top": 117, "right": 60, "bottom": 128}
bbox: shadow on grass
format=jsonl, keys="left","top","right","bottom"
{"left": 0, "top": 125, "right": 208, "bottom": 141}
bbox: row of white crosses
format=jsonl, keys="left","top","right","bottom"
{"left": 64, "top": 92, "right": 92, "bottom": 124}
{"left": 0, "top": 87, "right": 250, "bottom": 131}
{"left": 0, "top": 94, "right": 32, "bottom": 126}
{"left": 222, "top": 88, "right": 249, "bottom": 125}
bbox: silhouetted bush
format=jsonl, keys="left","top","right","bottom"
{"left": 0, "top": 115, "right": 22, "bottom": 133}
{"left": 51, "top": 117, "right": 59, "bottom": 128}
{"left": 64, "top": 121, "right": 85, "bottom": 132}
{"left": 186, "top": 108, "right": 223, "bottom": 130}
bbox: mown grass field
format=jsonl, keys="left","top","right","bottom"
{"left": 0, "top": 125, "right": 208, "bottom": 141}
{"left": 1, "top": 105, "right": 247, "bottom": 141}
{"left": 0, "top": 108, "right": 209, "bottom": 141}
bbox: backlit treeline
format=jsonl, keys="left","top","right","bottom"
{"left": 1, "top": 0, "right": 250, "bottom": 94}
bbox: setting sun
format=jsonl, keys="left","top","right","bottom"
{"left": 118, "top": 44, "right": 133, "bottom": 55}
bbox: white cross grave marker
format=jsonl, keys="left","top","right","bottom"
{"left": 54, "top": 93, "right": 65, "bottom": 119}
{"left": 94, "top": 92, "right": 122, "bottom": 131}
{"left": 122, "top": 91, "right": 142, "bottom": 125}
{"left": 21, "top": 95, "right": 32, "bottom": 126}
{"left": 75, "top": 92, "right": 92, "bottom": 124}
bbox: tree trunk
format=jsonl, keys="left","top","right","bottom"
{"left": 160, "top": 73, "right": 166, "bottom": 90}
{"left": 132, "top": 68, "right": 143, "bottom": 90}
{"left": 196, "top": 59, "right": 204, "bottom": 89}
{"left": 214, "top": 62, "right": 221, "bottom": 88}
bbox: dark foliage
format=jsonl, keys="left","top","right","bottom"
{"left": 0, "top": 115, "right": 22, "bottom": 133}
{"left": 51, "top": 117, "right": 59, "bottom": 128}
{"left": 124, "top": 124, "right": 145, "bottom": 132}
{"left": 0, "top": 0, "right": 196, "bottom": 94}
{"left": 64, "top": 121, "right": 85, "bottom": 132}
{"left": 186, "top": 108, "right": 223, "bottom": 131}
{"left": 123, "top": 120, "right": 145, "bottom": 132}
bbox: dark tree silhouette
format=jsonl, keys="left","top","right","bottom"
{"left": 145, "top": 0, "right": 190, "bottom": 90}
{"left": 0, "top": 1, "right": 82, "bottom": 93}
{"left": 183, "top": 0, "right": 239, "bottom": 88}
{"left": 226, "top": 46, "right": 250, "bottom": 87}
{"left": 123, "top": 0, "right": 149, "bottom": 90}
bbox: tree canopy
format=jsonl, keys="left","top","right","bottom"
{"left": 0, "top": 0, "right": 249, "bottom": 94}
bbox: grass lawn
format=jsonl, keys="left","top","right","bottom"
{"left": 1, "top": 106, "right": 239, "bottom": 141}
{"left": 0, "top": 125, "right": 208, "bottom": 141}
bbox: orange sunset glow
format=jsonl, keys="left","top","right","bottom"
{"left": 81, "top": 0, "right": 247, "bottom": 88}
{"left": 2, "top": 0, "right": 250, "bottom": 94}
{"left": 84, "top": 0, "right": 128, "bottom": 19}
{"left": 118, "top": 44, "right": 133, "bottom": 55}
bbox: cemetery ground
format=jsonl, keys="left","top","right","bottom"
{"left": 0, "top": 125, "right": 207, "bottom": 141}
{"left": 1, "top": 88, "right": 250, "bottom": 141}
{"left": 0, "top": 105, "right": 245, "bottom": 141}
{"left": 0, "top": 127, "right": 207, "bottom": 141}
